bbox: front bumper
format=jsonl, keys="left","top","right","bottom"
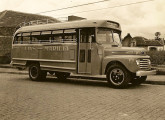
{"left": 136, "top": 70, "right": 156, "bottom": 76}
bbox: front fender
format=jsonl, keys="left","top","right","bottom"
{"left": 102, "top": 55, "right": 150, "bottom": 74}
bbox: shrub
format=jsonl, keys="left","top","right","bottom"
{"left": 147, "top": 51, "right": 165, "bottom": 65}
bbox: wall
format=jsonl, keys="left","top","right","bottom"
{"left": 148, "top": 46, "right": 164, "bottom": 51}
{"left": 0, "top": 36, "right": 12, "bottom": 63}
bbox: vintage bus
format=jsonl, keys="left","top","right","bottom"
{"left": 11, "top": 20, "right": 156, "bottom": 88}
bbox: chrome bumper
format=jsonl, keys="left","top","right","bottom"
{"left": 136, "top": 70, "right": 156, "bottom": 76}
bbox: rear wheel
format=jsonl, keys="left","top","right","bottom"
{"left": 29, "top": 63, "right": 47, "bottom": 81}
{"left": 131, "top": 76, "right": 147, "bottom": 85}
{"left": 106, "top": 64, "right": 131, "bottom": 88}
{"left": 55, "top": 72, "right": 70, "bottom": 80}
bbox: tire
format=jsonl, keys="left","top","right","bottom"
{"left": 106, "top": 64, "right": 131, "bottom": 88}
{"left": 131, "top": 76, "right": 147, "bottom": 85}
{"left": 55, "top": 72, "right": 70, "bottom": 80}
{"left": 29, "top": 63, "right": 47, "bottom": 81}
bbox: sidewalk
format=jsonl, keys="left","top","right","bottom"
{"left": 0, "top": 64, "right": 164, "bottom": 85}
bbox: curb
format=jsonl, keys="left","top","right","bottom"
{"left": 0, "top": 64, "right": 11, "bottom": 68}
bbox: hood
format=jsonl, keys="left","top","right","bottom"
{"left": 104, "top": 46, "right": 147, "bottom": 56}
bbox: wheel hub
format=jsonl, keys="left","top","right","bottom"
{"left": 110, "top": 69, "right": 124, "bottom": 85}
{"left": 30, "top": 66, "right": 38, "bottom": 78}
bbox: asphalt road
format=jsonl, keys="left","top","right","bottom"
{"left": 0, "top": 73, "right": 165, "bottom": 120}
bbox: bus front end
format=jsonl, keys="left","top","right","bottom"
{"left": 96, "top": 27, "right": 156, "bottom": 88}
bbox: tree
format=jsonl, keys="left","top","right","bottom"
{"left": 155, "top": 32, "right": 161, "bottom": 40}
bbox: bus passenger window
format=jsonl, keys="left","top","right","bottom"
{"left": 14, "top": 33, "right": 22, "bottom": 44}
{"left": 32, "top": 36, "right": 39, "bottom": 43}
{"left": 52, "top": 30, "right": 63, "bottom": 42}
{"left": 53, "top": 35, "right": 63, "bottom": 42}
{"left": 38, "top": 35, "right": 50, "bottom": 43}
{"left": 15, "top": 36, "right": 22, "bottom": 44}
{"left": 23, "top": 37, "right": 30, "bottom": 44}
{"left": 64, "top": 33, "right": 76, "bottom": 42}
{"left": 64, "top": 29, "right": 76, "bottom": 42}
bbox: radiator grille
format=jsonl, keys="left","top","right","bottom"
{"left": 139, "top": 59, "right": 150, "bottom": 70}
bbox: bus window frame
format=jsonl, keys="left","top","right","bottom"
{"left": 79, "top": 28, "right": 96, "bottom": 43}
{"left": 63, "top": 29, "right": 77, "bottom": 42}
{"left": 14, "top": 33, "right": 23, "bottom": 44}
{"left": 13, "top": 28, "right": 95, "bottom": 45}
{"left": 96, "top": 27, "right": 121, "bottom": 45}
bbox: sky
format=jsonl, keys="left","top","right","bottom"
{"left": 0, "top": 0, "right": 165, "bottom": 39}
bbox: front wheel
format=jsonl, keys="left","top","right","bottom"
{"left": 55, "top": 72, "right": 70, "bottom": 80}
{"left": 29, "top": 63, "right": 47, "bottom": 81}
{"left": 106, "top": 64, "right": 131, "bottom": 88}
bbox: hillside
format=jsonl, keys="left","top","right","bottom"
{"left": 0, "top": 10, "right": 59, "bottom": 27}
{"left": 0, "top": 10, "right": 60, "bottom": 63}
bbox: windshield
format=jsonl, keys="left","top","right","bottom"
{"left": 97, "top": 28, "right": 121, "bottom": 45}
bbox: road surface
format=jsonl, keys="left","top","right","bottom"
{"left": 0, "top": 72, "right": 165, "bottom": 120}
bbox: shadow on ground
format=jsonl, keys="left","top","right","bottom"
{"left": 21, "top": 76, "right": 146, "bottom": 89}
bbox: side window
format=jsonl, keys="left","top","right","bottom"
{"left": 53, "top": 35, "right": 63, "bottom": 42}
{"left": 52, "top": 30, "right": 63, "bottom": 42}
{"left": 32, "top": 36, "right": 39, "bottom": 43}
{"left": 22, "top": 32, "right": 31, "bottom": 44}
{"left": 80, "top": 29, "right": 87, "bottom": 43}
{"left": 64, "top": 29, "right": 76, "bottom": 42}
{"left": 80, "top": 28, "right": 95, "bottom": 43}
{"left": 23, "top": 36, "right": 31, "bottom": 44}
{"left": 16, "top": 36, "right": 22, "bottom": 44}
{"left": 31, "top": 32, "right": 41, "bottom": 43}
{"left": 40, "top": 31, "right": 52, "bottom": 42}
{"left": 14, "top": 33, "right": 22, "bottom": 44}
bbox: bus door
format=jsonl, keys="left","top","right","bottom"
{"left": 78, "top": 29, "right": 92, "bottom": 74}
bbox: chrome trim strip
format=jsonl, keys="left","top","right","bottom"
{"left": 12, "top": 63, "right": 26, "bottom": 66}
{"left": 12, "top": 43, "right": 77, "bottom": 47}
{"left": 40, "top": 65, "right": 76, "bottom": 71}
{"left": 136, "top": 70, "right": 156, "bottom": 76}
{"left": 12, "top": 58, "right": 76, "bottom": 63}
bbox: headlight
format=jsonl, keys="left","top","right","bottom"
{"left": 136, "top": 59, "right": 140, "bottom": 66}
{"left": 148, "top": 59, "right": 151, "bottom": 65}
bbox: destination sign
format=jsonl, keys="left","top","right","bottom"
{"left": 107, "top": 22, "right": 119, "bottom": 29}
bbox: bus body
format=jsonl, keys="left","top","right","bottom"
{"left": 11, "top": 20, "right": 156, "bottom": 88}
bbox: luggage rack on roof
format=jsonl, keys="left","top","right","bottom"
{"left": 20, "top": 19, "right": 57, "bottom": 27}
{"left": 14, "top": 19, "right": 58, "bottom": 34}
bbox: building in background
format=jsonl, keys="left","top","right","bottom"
{"left": 0, "top": 10, "right": 58, "bottom": 63}
{"left": 122, "top": 33, "right": 164, "bottom": 51}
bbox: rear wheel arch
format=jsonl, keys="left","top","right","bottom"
{"left": 26, "top": 61, "right": 40, "bottom": 67}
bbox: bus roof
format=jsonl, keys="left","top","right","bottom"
{"left": 15, "top": 20, "right": 121, "bottom": 34}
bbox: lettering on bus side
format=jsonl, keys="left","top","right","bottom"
{"left": 24, "top": 46, "right": 69, "bottom": 51}
{"left": 44, "top": 46, "right": 69, "bottom": 51}
{"left": 25, "top": 47, "right": 37, "bottom": 51}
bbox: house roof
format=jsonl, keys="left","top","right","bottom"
{"left": 133, "top": 36, "right": 163, "bottom": 46}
